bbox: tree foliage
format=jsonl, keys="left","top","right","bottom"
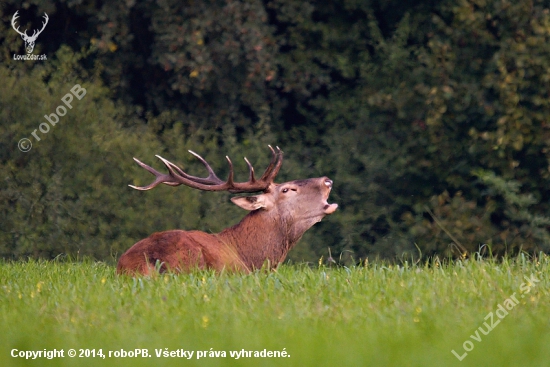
{"left": 1, "top": 0, "right": 550, "bottom": 262}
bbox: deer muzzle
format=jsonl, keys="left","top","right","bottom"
{"left": 322, "top": 178, "right": 338, "bottom": 214}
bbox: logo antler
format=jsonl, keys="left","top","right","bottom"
{"left": 11, "top": 11, "right": 49, "bottom": 54}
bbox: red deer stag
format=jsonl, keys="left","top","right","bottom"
{"left": 117, "top": 146, "right": 338, "bottom": 275}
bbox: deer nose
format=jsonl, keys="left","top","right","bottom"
{"left": 324, "top": 178, "right": 333, "bottom": 188}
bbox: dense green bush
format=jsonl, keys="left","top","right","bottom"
{"left": 0, "top": 47, "right": 277, "bottom": 260}
{"left": 2, "top": 0, "right": 550, "bottom": 262}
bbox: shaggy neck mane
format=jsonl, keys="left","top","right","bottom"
{"left": 217, "top": 210, "right": 298, "bottom": 270}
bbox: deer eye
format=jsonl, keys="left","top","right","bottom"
{"left": 282, "top": 188, "right": 289, "bottom": 193}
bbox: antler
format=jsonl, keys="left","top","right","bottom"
{"left": 11, "top": 12, "right": 48, "bottom": 39}
{"left": 32, "top": 13, "right": 49, "bottom": 39}
{"left": 129, "top": 146, "right": 283, "bottom": 193}
{"left": 11, "top": 11, "right": 26, "bottom": 37}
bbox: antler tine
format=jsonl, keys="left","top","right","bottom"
{"left": 225, "top": 156, "right": 235, "bottom": 189}
{"left": 31, "top": 13, "right": 48, "bottom": 38}
{"left": 258, "top": 145, "right": 283, "bottom": 182}
{"left": 257, "top": 145, "right": 276, "bottom": 181}
{"left": 37, "top": 13, "right": 48, "bottom": 32}
{"left": 11, "top": 11, "right": 27, "bottom": 36}
{"left": 157, "top": 153, "right": 224, "bottom": 186}
{"left": 187, "top": 150, "right": 225, "bottom": 184}
{"left": 128, "top": 157, "right": 181, "bottom": 191}
{"left": 244, "top": 157, "right": 256, "bottom": 183}
{"left": 269, "top": 146, "right": 284, "bottom": 180}
{"left": 129, "top": 154, "right": 232, "bottom": 192}
{"left": 156, "top": 155, "right": 184, "bottom": 179}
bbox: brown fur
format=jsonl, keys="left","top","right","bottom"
{"left": 117, "top": 177, "right": 338, "bottom": 275}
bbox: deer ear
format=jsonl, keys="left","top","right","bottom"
{"left": 231, "top": 195, "right": 272, "bottom": 211}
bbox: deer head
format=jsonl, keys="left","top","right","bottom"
{"left": 117, "top": 146, "right": 338, "bottom": 275}
{"left": 12, "top": 11, "right": 49, "bottom": 54}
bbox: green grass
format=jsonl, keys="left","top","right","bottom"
{"left": 0, "top": 255, "right": 549, "bottom": 366}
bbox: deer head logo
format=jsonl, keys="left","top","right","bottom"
{"left": 11, "top": 11, "right": 49, "bottom": 54}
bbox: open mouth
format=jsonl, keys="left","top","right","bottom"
{"left": 323, "top": 179, "right": 338, "bottom": 214}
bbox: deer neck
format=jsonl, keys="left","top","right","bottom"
{"left": 217, "top": 210, "right": 299, "bottom": 270}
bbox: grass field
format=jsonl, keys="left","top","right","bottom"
{"left": 0, "top": 255, "right": 548, "bottom": 367}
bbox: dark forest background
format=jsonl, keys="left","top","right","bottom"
{"left": 2, "top": 0, "right": 550, "bottom": 263}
